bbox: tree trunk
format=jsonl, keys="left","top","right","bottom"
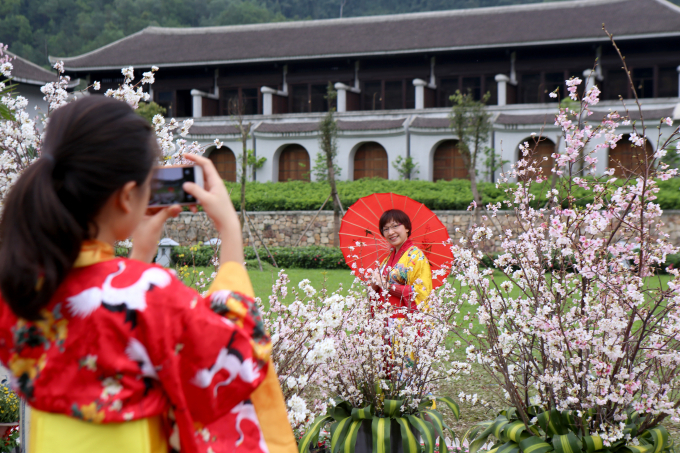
{"left": 326, "top": 152, "right": 341, "bottom": 246}
{"left": 470, "top": 168, "right": 481, "bottom": 208}
{"left": 469, "top": 154, "right": 482, "bottom": 230}
{"left": 240, "top": 130, "right": 248, "bottom": 229}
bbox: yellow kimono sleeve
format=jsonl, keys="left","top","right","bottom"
{"left": 405, "top": 249, "right": 433, "bottom": 310}
{"left": 207, "top": 262, "right": 298, "bottom": 453}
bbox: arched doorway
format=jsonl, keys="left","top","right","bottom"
{"left": 517, "top": 137, "right": 555, "bottom": 181}
{"left": 353, "top": 142, "right": 388, "bottom": 180}
{"left": 433, "top": 140, "right": 468, "bottom": 181}
{"left": 608, "top": 135, "right": 654, "bottom": 177}
{"left": 278, "top": 144, "right": 310, "bottom": 181}
{"left": 208, "top": 146, "right": 237, "bottom": 182}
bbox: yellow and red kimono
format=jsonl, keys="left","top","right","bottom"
{"left": 379, "top": 238, "right": 433, "bottom": 316}
{"left": 0, "top": 240, "right": 296, "bottom": 453}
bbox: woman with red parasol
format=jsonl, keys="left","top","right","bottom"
{"left": 369, "top": 209, "right": 432, "bottom": 315}
{"left": 339, "top": 193, "right": 453, "bottom": 314}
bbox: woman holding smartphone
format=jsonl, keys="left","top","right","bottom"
{"left": 0, "top": 96, "right": 296, "bottom": 453}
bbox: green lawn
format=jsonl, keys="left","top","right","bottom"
{"left": 248, "top": 265, "right": 357, "bottom": 304}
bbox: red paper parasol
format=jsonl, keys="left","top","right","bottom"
{"left": 339, "top": 193, "right": 453, "bottom": 289}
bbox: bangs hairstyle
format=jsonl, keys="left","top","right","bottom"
{"left": 379, "top": 209, "right": 412, "bottom": 237}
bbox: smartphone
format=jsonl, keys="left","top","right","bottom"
{"left": 149, "top": 165, "right": 204, "bottom": 207}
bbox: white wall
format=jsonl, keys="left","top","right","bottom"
{"left": 15, "top": 83, "right": 50, "bottom": 117}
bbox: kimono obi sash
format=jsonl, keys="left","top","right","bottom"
{"left": 30, "top": 409, "right": 167, "bottom": 453}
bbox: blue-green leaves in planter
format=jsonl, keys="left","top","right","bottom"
{"left": 298, "top": 395, "right": 461, "bottom": 453}
{"left": 468, "top": 408, "right": 674, "bottom": 453}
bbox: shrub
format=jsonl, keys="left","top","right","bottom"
{"left": 114, "top": 247, "right": 130, "bottom": 258}
{"left": 225, "top": 177, "right": 680, "bottom": 212}
{"left": 171, "top": 245, "right": 216, "bottom": 267}
{"left": 0, "top": 379, "right": 19, "bottom": 423}
{"left": 244, "top": 246, "right": 348, "bottom": 269}
{"left": 170, "top": 245, "right": 348, "bottom": 269}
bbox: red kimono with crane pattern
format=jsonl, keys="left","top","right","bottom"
{"left": 0, "top": 241, "right": 280, "bottom": 453}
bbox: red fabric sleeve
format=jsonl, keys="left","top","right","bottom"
{"left": 388, "top": 283, "right": 416, "bottom": 310}
{"left": 141, "top": 277, "right": 270, "bottom": 449}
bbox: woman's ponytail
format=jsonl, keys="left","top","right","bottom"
{"left": 0, "top": 96, "right": 157, "bottom": 320}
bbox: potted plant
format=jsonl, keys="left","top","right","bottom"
{"left": 289, "top": 276, "right": 468, "bottom": 453}
{"left": 0, "top": 379, "right": 19, "bottom": 452}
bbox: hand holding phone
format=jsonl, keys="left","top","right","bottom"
{"left": 149, "top": 165, "right": 205, "bottom": 207}
{"left": 181, "top": 154, "right": 245, "bottom": 265}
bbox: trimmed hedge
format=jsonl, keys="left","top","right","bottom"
{"left": 160, "top": 245, "right": 680, "bottom": 274}
{"left": 170, "top": 245, "right": 348, "bottom": 269}
{"left": 244, "top": 246, "right": 348, "bottom": 269}
{"left": 224, "top": 177, "right": 680, "bottom": 212}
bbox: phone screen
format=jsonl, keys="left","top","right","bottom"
{"left": 149, "top": 167, "right": 197, "bottom": 206}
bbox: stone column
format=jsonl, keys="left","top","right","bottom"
{"left": 495, "top": 74, "right": 510, "bottom": 106}
{"left": 413, "top": 78, "right": 427, "bottom": 109}
{"left": 334, "top": 83, "right": 350, "bottom": 112}
{"left": 261, "top": 86, "right": 277, "bottom": 116}
{"left": 191, "top": 90, "right": 203, "bottom": 118}
{"left": 583, "top": 69, "right": 596, "bottom": 94}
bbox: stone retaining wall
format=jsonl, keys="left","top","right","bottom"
{"left": 164, "top": 210, "right": 680, "bottom": 249}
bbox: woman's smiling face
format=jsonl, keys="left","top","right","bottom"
{"left": 381, "top": 221, "right": 409, "bottom": 249}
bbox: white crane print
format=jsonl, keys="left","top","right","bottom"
{"left": 66, "top": 262, "right": 172, "bottom": 319}
{"left": 192, "top": 346, "right": 261, "bottom": 395}
{"left": 231, "top": 401, "right": 269, "bottom": 452}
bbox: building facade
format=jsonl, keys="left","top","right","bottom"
{"left": 55, "top": 0, "right": 680, "bottom": 183}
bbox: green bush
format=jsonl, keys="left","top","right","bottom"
{"left": 657, "top": 254, "right": 680, "bottom": 274}
{"left": 225, "top": 177, "right": 680, "bottom": 212}
{"left": 171, "top": 246, "right": 216, "bottom": 267}
{"left": 169, "top": 245, "right": 348, "bottom": 269}
{"left": 115, "top": 247, "right": 130, "bottom": 258}
{"left": 244, "top": 246, "right": 348, "bottom": 269}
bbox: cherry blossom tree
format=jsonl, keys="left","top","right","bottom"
{"left": 448, "top": 33, "right": 680, "bottom": 452}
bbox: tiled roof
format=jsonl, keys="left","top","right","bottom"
{"left": 53, "top": 0, "right": 680, "bottom": 70}
{"left": 496, "top": 113, "right": 555, "bottom": 125}
{"left": 410, "top": 117, "right": 450, "bottom": 129}
{"left": 255, "top": 122, "right": 320, "bottom": 133}
{"left": 496, "top": 107, "right": 676, "bottom": 125}
{"left": 188, "top": 125, "right": 241, "bottom": 135}
{"left": 337, "top": 119, "right": 405, "bottom": 130}
{"left": 6, "top": 51, "right": 58, "bottom": 85}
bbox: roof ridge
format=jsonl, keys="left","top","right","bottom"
{"left": 50, "top": 27, "right": 151, "bottom": 64}
{"left": 142, "top": 0, "right": 627, "bottom": 35}
{"left": 652, "top": 0, "right": 680, "bottom": 13}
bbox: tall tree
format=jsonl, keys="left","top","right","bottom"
{"left": 316, "top": 84, "right": 343, "bottom": 246}
{"left": 228, "top": 97, "right": 252, "bottom": 228}
{"left": 449, "top": 90, "right": 491, "bottom": 211}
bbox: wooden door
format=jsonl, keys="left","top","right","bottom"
{"left": 518, "top": 138, "right": 554, "bottom": 181}
{"left": 209, "top": 147, "right": 237, "bottom": 182}
{"left": 609, "top": 136, "right": 654, "bottom": 177}
{"left": 433, "top": 140, "right": 468, "bottom": 181}
{"left": 278, "top": 145, "right": 310, "bottom": 181}
{"left": 354, "top": 142, "right": 388, "bottom": 180}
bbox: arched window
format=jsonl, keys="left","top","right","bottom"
{"left": 354, "top": 142, "right": 388, "bottom": 180}
{"left": 278, "top": 144, "right": 310, "bottom": 181}
{"left": 517, "top": 137, "right": 555, "bottom": 181}
{"left": 433, "top": 140, "right": 468, "bottom": 181}
{"left": 608, "top": 135, "right": 654, "bottom": 177}
{"left": 208, "top": 147, "right": 237, "bottom": 182}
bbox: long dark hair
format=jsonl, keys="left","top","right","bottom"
{"left": 0, "top": 96, "right": 157, "bottom": 320}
